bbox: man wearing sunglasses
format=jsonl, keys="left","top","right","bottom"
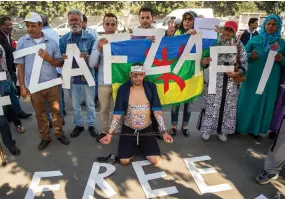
{"left": 89, "top": 13, "right": 119, "bottom": 136}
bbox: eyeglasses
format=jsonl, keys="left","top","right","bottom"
{"left": 183, "top": 17, "right": 193, "bottom": 22}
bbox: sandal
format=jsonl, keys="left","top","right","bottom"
{"left": 16, "top": 125, "right": 25, "bottom": 133}
{"left": 97, "top": 154, "right": 118, "bottom": 164}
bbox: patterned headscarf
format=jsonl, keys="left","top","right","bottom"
{"left": 259, "top": 14, "right": 282, "bottom": 52}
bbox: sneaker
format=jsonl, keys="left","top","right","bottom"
{"left": 38, "top": 139, "right": 52, "bottom": 150}
{"left": 202, "top": 133, "right": 211, "bottom": 141}
{"left": 88, "top": 126, "right": 99, "bottom": 137}
{"left": 57, "top": 135, "right": 70, "bottom": 145}
{"left": 256, "top": 170, "right": 279, "bottom": 184}
{"left": 70, "top": 126, "right": 85, "bottom": 138}
{"left": 218, "top": 134, "right": 227, "bottom": 142}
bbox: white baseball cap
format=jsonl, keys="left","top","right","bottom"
{"left": 24, "top": 12, "right": 42, "bottom": 23}
{"left": 131, "top": 64, "right": 145, "bottom": 73}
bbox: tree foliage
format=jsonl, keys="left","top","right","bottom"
{"left": 0, "top": 1, "right": 284, "bottom": 19}
{"left": 254, "top": 1, "right": 285, "bottom": 15}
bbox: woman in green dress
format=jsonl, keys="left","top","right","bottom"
{"left": 236, "top": 15, "right": 285, "bottom": 137}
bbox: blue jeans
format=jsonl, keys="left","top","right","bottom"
{"left": 10, "top": 89, "right": 22, "bottom": 114}
{"left": 46, "top": 87, "right": 64, "bottom": 121}
{"left": 171, "top": 102, "right": 193, "bottom": 127}
{"left": 71, "top": 84, "right": 96, "bottom": 127}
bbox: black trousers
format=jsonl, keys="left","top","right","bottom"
{"left": 0, "top": 105, "right": 17, "bottom": 148}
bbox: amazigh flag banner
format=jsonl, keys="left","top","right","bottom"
{"left": 110, "top": 34, "right": 216, "bottom": 106}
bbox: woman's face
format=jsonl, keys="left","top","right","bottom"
{"left": 183, "top": 14, "right": 194, "bottom": 31}
{"left": 222, "top": 27, "right": 235, "bottom": 41}
{"left": 265, "top": 19, "right": 278, "bottom": 34}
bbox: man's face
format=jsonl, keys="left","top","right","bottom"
{"left": 130, "top": 72, "right": 145, "bottom": 86}
{"left": 68, "top": 13, "right": 82, "bottom": 33}
{"left": 82, "top": 21, "right": 87, "bottom": 29}
{"left": 250, "top": 21, "right": 258, "bottom": 29}
{"left": 0, "top": 20, "right": 13, "bottom": 35}
{"left": 26, "top": 22, "right": 42, "bottom": 38}
{"left": 103, "top": 17, "right": 117, "bottom": 34}
{"left": 139, "top": 11, "right": 153, "bottom": 28}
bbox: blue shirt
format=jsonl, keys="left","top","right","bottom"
{"left": 14, "top": 33, "right": 62, "bottom": 89}
{"left": 42, "top": 26, "right": 62, "bottom": 74}
{"left": 42, "top": 26, "right": 59, "bottom": 45}
{"left": 59, "top": 30, "right": 95, "bottom": 85}
{"left": 113, "top": 80, "right": 162, "bottom": 115}
{"left": 85, "top": 27, "right": 99, "bottom": 42}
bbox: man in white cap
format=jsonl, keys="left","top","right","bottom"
{"left": 99, "top": 63, "right": 173, "bottom": 165}
{"left": 14, "top": 12, "right": 70, "bottom": 150}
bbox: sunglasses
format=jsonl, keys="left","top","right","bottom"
{"left": 183, "top": 17, "right": 193, "bottom": 22}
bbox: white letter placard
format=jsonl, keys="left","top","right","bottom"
{"left": 132, "top": 160, "right": 178, "bottom": 198}
{"left": 208, "top": 46, "right": 237, "bottom": 94}
{"left": 82, "top": 162, "right": 116, "bottom": 198}
{"left": 24, "top": 171, "right": 63, "bottom": 199}
{"left": 13, "top": 44, "right": 63, "bottom": 94}
{"left": 184, "top": 156, "right": 232, "bottom": 194}
{"left": 61, "top": 44, "right": 95, "bottom": 89}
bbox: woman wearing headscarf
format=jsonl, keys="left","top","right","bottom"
{"left": 196, "top": 21, "right": 248, "bottom": 142}
{"left": 236, "top": 15, "right": 285, "bottom": 138}
{"left": 167, "top": 10, "right": 198, "bottom": 137}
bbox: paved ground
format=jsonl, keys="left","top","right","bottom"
{"left": 0, "top": 90, "right": 285, "bottom": 199}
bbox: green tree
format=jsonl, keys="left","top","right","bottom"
{"left": 254, "top": 1, "right": 285, "bottom": 15}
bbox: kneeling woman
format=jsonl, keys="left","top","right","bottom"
{"left": 197, "top": 21, "right": 248, "bottom": 142}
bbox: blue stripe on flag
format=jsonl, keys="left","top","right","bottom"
{"left": 110, "top": 35, "right": 216, "bottom": 63}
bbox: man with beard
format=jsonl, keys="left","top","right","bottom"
{"left": 14, "top": 12, "right": 70, "bottom": 150}
{"left": 100, "top": 63, "right": 173, "bottom": 165}
{"left": 60, "top": 9, "right": 99, "bottom": 138}
{"left": 0, "top": 16, "right": 32, "bottom": 119}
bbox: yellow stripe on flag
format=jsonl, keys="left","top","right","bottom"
{"left": 112, "top": 72, "right": 204, "bottom": 106}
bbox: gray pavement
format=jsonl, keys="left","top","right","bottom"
{"left": 0, "top": 90, "right": 284, "bottom": 199}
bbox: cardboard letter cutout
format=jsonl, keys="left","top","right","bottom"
{"left": 61, "top": 44, "right": 95, "bottom": 89}
{"left": 13, "top": 44, "right": 62, "bottom": 94}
